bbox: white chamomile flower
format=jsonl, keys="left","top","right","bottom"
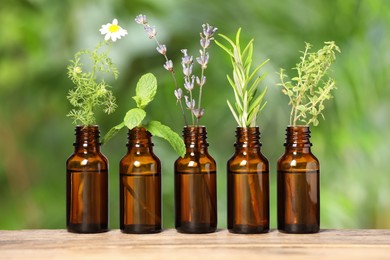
{"left": 99, "top": 18, "right": 127, "bottom": 42}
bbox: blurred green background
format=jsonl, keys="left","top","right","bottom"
{"left": 1, "top": 0, "right": 389, "bottom": 230}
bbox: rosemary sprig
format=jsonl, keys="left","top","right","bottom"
{"left": 215, "top": 28, "right": 268, "bottom": 127}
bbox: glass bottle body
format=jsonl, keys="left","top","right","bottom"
{"left": 277, "top": 126, "right": 320, "bottom": 234}
{"left": 174, "top": 126, "right": 217, "bottom": 234}
{"left": 227, "top": 127, "right": 269, "bottom": 234}
{"left": 120, "top": 127, "right": 161, "bottom": 234}
{"left": 66, "top": 125, "right": 108, "bottom": 233}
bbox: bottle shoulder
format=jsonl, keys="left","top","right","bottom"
{"left": 175, "top": 151, "right": 216, "bottom": 173}
{"left": 120, "top": 150, "right": 161, "bottom": 175}
{"left": 176, "top": 151, "right": 215, "bottom": 163}
{"left": 66, "top": 152, "right": 108, "bottom": 171}
{"left": 277, "top": 150, "right": 319, "bottom": 171}
{"left": 120, "top": 151, "right": 161, "bottom": 166}
{"left": 227, "top": 152, "right": 269, "bottom": 173}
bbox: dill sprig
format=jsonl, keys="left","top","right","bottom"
{"left": 67, "top": 41, "right": 118, "bottom": 126}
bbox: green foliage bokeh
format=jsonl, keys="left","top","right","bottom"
{"left": 1, "top": 0, "right": 390, "bottom": 229}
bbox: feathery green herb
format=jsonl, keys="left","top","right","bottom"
{"left": 215, "top": 28, "right": 268, "bottom": 128}
{"left": 279, "top": 41, "right": 341, "bottom": 126}
{"left": 67, "top": 41, "right": 118, "bottom": 126}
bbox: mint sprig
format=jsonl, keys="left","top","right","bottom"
{"left": 103, "top": 73, "right": 185, "bottom": 157}
{"left": 145, "top": 121, "right": 186, "bottom": 158}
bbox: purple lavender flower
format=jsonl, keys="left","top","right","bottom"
{"left": 196, "top": 51, "right": 209, "bottom": 69}
{"left": 184, "top": 96, "right": 195, "bottom": 110}
{"left": 196, "top": 75, "right": 206, "bottom": 87}
{"left": 156, "top": 44, "right": 167, "bottom": 55}
{"left": 200, "top": 38, "right": 211, "bottom": 49}
{"left": 164, "top": 60, "right": 173, "bottom": 71}
{"left": 144, "top": 25, "right": 157, "bottom": 39}
{"left": 182, "top": 64, "right": 193, "bottom": 77}
{"left": 181, "top": 49, "right": 193, "bottom": 65}
{"left": 184, "top": 75, "right": 195, "bottom": 91}
{"left": 135, "top": 14, "right": 147, "bottom": 25}
{"left": 202, "top": 24, "right": 218, "bottom": 38}
{"left": 181, "top": 49, "right": 194, "bottom": 78}
{"left": 192, "top": 108, "right": 204, "bottom": 119}
{"left": 174, "top": 88, "right": 183, "bottom": 100}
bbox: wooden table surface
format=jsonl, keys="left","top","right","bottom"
{"left": 0, "top": 229, "right": 389, "bottom": 259}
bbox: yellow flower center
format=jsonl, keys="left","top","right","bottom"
{"left": 108, "top": 24, "right": 120, "bottom": 33}
{"left": 73, "top": 66, "right": 82, "bottom": 74}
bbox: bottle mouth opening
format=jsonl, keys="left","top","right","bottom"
{"left": 183, "top": 125, "right": 207, "bottom": 133}
{"left": 235, "top": 126, "right": 260, "bottom": 129}
{"left": 75, "top": 125, "right": 99, "bottom": 129}
{"left": 286, "top": 125, "right": 309, "bottom": 128}
{"left": 184, "top": 125, "right": 206, "bottom": 128}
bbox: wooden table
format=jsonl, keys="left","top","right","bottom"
{"left": 0, "top": 229, "right": 389, "bottom": 259}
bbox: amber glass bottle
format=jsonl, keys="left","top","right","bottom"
{"left": 66, "top": 125, "right": 109, "bottom": 233}
{"left": 119, "top": 127, "right": 161, "bottom": 234}
{"left": 277, "top": 126, "right": 320, "bottom": 234}
{"left": 174, "top": 126, "right": 217, "bottom": 233}
{"left": 227, "top": 127, "right": 269, "bottom": 234}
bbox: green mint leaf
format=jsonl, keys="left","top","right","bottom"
{"left": 124, "top": 108, "right": 146, "bottom": 129}
{"left": 101, "top": 122, "right": 125, "bottom": 145}
{"left": 145, "top": 120, "right": 185, "bottom": 157}
{"left": 132, "top": 73, "right": 157, "bottom": 109}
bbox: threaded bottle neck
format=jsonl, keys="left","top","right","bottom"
{"left": 127, "top": 127, "right": 153, "bottom": 148}
{"left": 234, "top": 127, "right": 261, "bottom": 149}
{"left": 74, "top": 125, "right": 100, "bottom": 151}
{"left": 284, "top": 126, "right": 312, "bottom": 148}
{"left": 182, "top": 126, "right": 209, "bottom": 149}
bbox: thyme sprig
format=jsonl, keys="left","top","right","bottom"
{"left": 279, "top": 41, "right": 341, "bottom": 126}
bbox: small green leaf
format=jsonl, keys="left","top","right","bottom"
{"left": 133, "top": 73, "right": 157, "bottom": 109}
{"left": 145, "top": 121, "right": 186, "bottom": 157}
{"left": 215, "top": 39, "right": 234, "bottom": 57}
{"left": 124, "top": 108, "right": 146, "bottom": 129}
{"left": 247, "top": 59, "right": 269, "bottom": 84}
{"left": 132, "top": 96, "right": 142, "bottom": 108}
{"left": 311, "top": 107, "right": 318, "bottom": 115}
{"left": 227, "top": 100, "right": 241, "bottom": 127}
{"left": 248, "top": 86, "right": 267, "bottom": 115}
{"left": 102, "top": 122, "right": 125, "bottom": 145}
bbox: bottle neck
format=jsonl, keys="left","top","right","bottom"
{"left": 182, "top": 125, "right": 209, "bottom": 152}
{"left": 234, "top": 127, "right": 261, "bottom": 152}
{"left": 127, "top": 127, "right": 154, "bottom": 151}
{"left": 73, "top": 125, "right": 101, "bottom": 152}
{"left": 284, "top": 125, "right": 312, "bottom": 152}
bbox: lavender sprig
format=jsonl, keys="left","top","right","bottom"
{"left": 195, "top": 23, "right": 217, "bottom": 125}
{"left": 135, "top": 14, "right": 217, "bottom": 126}
{"left": 135, "top": 14, "right": 187, "bottom": 125}
{"left": 181, "top": 49, "right": 195, "bottom": 123}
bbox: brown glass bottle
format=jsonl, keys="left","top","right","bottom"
{"left": 277, "top": 126, "right": 320, "bottom": 234}
{"left": 227, "top": 127, "right": 269, "bottom": 234}
{"left": 174, "top": 126, "right": 217, "bottom": 233}
{"left": 119, "top": 127, "right": 161, "bottom": 234}
{"left": 66, "top": 125, "right": 109, "bottom": 233}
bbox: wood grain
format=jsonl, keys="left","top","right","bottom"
{"left": 0, "top": 229, "right": 389, "bottom": 259}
